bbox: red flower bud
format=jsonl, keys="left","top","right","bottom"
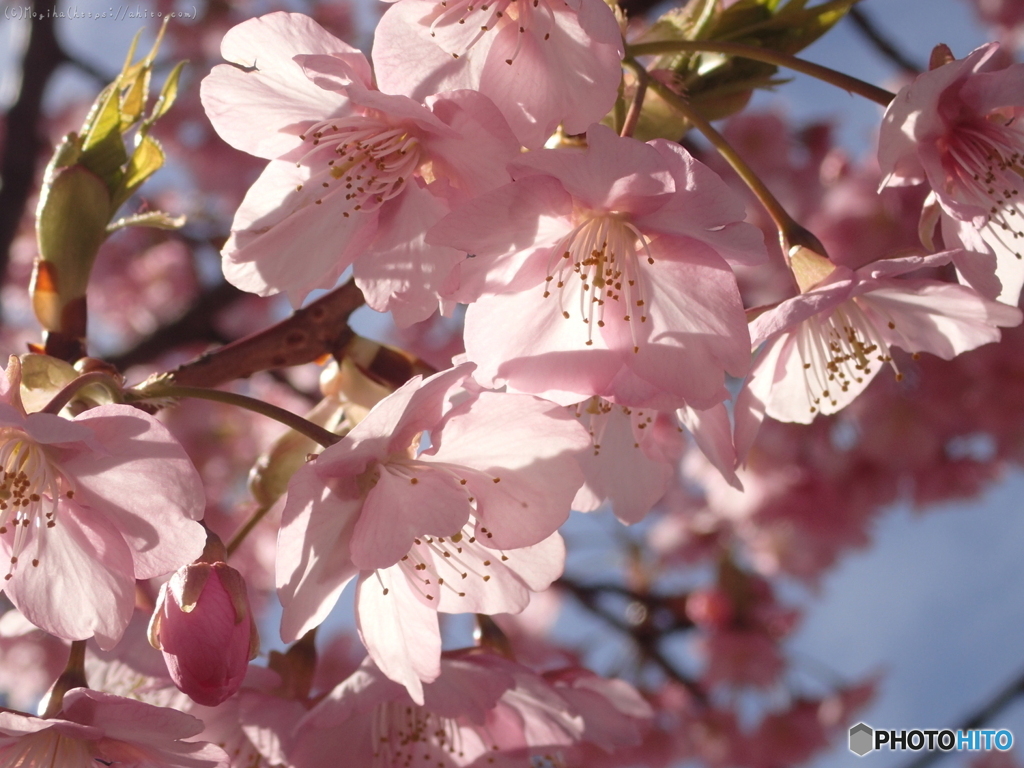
{"left": 148, "top": 559, "right": 259, "bottom": 706}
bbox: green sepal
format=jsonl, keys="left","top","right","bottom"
{"left": 143, "top": 60, "right": 187, "bottom": 131}
{"left": 19, "top": 354, "right": 78, "bottom": 413}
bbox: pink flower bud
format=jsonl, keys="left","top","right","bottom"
{"left": 148, "top": 559, "right": 259, "bottom": 706}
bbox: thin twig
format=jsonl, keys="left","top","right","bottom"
{"left": 621, "top": 64, "right": 649, "bottom": 138}
{"left": 627, "top": 39, "right": 896, "bottom": 106}
{"left": 900, "top": 667, "right": 1024, "bottom": 768}
{"left": 130, "top": 383, "right": 340, "bottom": 448}
{"left": 226, "top": 504, "right": 274, "bottom": 557}
{"left": 848, "top": 6, "right": 922, "bottom": 75}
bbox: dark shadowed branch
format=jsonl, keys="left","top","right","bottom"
{"left": 558, "top": 578, "right": 707, "bottom": 704}
{"left": 901, "top": 667, "right": 1024, "bottom": 768}
{"left": 0, "top": 0, "right": 66, "bottom": 291}
{"left": 848, "top": 6, "right": 923, "bottom": 75}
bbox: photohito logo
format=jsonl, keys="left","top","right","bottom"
{"left": 848, "top": 723, "right": 1013, "bottom": 757}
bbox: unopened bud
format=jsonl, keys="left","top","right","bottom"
{"left": 33, "top": 163, "right": 111, "bottom": 333}
{"left": 148, "top": 557, "right": 259, "bottom": 706}
{"left": 248, "top": 397, "right": 343, "bottom": 507}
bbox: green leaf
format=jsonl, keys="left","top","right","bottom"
{"left": 79, "top": 82, "right": 128, "bottom": 182}
{"left": 107, "top": 210, "right": 186, "bottom": 232}
{"left": 635, "top": 0, "right": 718, "bottom": 45}
{"left": 119, "top": 64, "right": 150, "bottom": 130}
{"left": 144, "top": 60, "right": 187, "bottom": 131}
{"left": 45, "top": 132, "right": 84, "bottom": 172}
{"left": 112, "top": 134, "right": 165, "bottom": 210}
{"left": 717, "top": 0, "right": 859, "bottom": 53}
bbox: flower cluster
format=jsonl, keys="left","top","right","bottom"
{"left": 1, "top": 1, "right": 1023, "bottom": 766}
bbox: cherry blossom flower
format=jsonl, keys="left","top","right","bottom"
{"left": 372, "top": 0, "right": 624, "bottom": 149}
{"left": 181, "top": 667, "right": 308, "bottom": 768}
{"left": 879, "top": 43, "right": 1024, "bottom": 304}
{"left": 276, "top": 365, "right": 590, "bottom": 702}
{"left": 201, "top": 12, "right": 521, "bottom": 324}
{"left": 84, "top": 648, "right": 310, "bottom": 768}
{"left": 0, "top": 688, "right": 227, "bottom": 768}
{"left": 571, "top": 398, "right": 683, "bottom": 523}
{"left": 290, "top": 652, "right": 649, "bottom": 768}
{"left": 570, "top": 397, "right": 739, "bottom": 524}
{"left": 542, "top": 667, "right": 654, "bottom": 754}
{"left": 734, "top": 251, "right": 1021, "bottom": 457}
{"left": 0, "top": 357, "right": 206, "bottom": 648}
{"left": 428, "top": 124, "right": 765, "bottom": 410}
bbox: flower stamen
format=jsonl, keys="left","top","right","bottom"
{"left": 545, "top": 213, "right": 653, "bottom": 352}
{"left": 0, "top": 431, "right": 65, "bottom": 578}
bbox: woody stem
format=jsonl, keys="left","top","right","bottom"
{"left": 626, "top": 40, "right": 896, "bottom": 106}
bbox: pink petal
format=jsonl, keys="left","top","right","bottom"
{"left": 748, "top": 271, "right": 855, "bottom": 347}
{"left": 433, "top": 532, "right": 565, "bottom": 614}
{"left": 0, "top": 356, "right": 24, "bottom": 411}
{"left": 464, "top": 284, "right": 623, "bottom": 404}
{"left": 426, "top": 175, "right": 573, "bottom": 301}
{"left": 344, "top": 365, "right": 471, "bottom": 458}
{"left": 372, "top": 0, "right": 476, "bottom": 101}
{"left": 573, "top": 406, "right": 675, "bottom": 523}
{"left": 477, "top": 8, "right": 622, "bottom": 147}
{"left": 4, "top": 501, "right": 135, "bottom": 649}
{"left": 356, "top": 569, "right": 442, "bottom": 705}
{"left": 64, "top": 688, "right": 206, "bottom": 740}
{"left": 349, "top": 465, "right": 472, "bottom": 571}
{"left": 64, "top": 689, "right": 229, "bottom": 768}
{"left": 734, "top": 337, "right": 788, "bottom": 463}
{"left": 201, "top": 12, "right": 357, "bottom": 159}
{"left": 422, "top": 89, "right": 520, "bottom": 198}
{"left": 20, "top": 412, "right": 96, "bottom": 446}
{"left": 510, "top": 125, "right": 674, "bottom": 213}
{"left": 868, "top": 281, "right": 1022, "bottom": 357}
{"left": 605, "top": 238, "right": 751, "bottom": 409}
{"left": 353, "top": 181, "right": 464, "bottom": 327}
{"left": 277, "top": 464, "right": 361, "bottom": 643}
{"left": 428, "top": 392, "right": 588, "bottom": 549}
{"left": 422, "top": 656, "right": 515, "bottom": 720}
{"left": 222, "top": 159, "right": 379, "bottom": 305}
{"left": 292, "top": 52, "right": 374, "bottom": 95}
{"left": 677, "top": 403, "right": 741, "bottom": 491}
{"left": 764, "top": 324, "right": 879, "bottom": 424}
{"left": 641, "top": 140, "right": 767, "bottom": 266}
{"left": 61, "top": 405, "right": 206, "bottom": 579}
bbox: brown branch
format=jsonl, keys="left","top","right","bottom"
{"left": 0, "top": 0, "right": 66, "bottom": 284}
{"left": 166, "top": 279, "right": 365, "bottom": 388}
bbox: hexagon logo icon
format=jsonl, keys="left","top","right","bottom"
{"left": 850, "top": 722, "right": 874, "bottom": 756}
